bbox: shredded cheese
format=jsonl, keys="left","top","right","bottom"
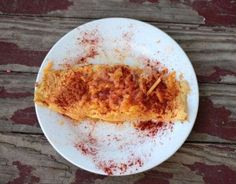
{"left": 147, "top": 77, "right": 161, "bottom": 95}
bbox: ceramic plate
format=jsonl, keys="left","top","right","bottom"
{"left": 35, "top": 18, "right": 199, "bottom": 176}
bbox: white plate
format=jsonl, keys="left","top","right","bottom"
{"left": 35, "top": 18, "right": 199, "bottom": 176}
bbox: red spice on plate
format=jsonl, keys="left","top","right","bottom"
{"left": 75, "top": 142, "right": 97, "bottom": 156}
{"left": 73, "top": 118, "right": 173, "bottom": 175}
{"left": 97, "top": 157, "right": 143, "bottom": 175}
{"left": 79, "top": 30, "right": 100, "bottom": 46}
{"left": 78, "top": 47, "right": 98, "bottom": 64}
{"left": 139, "top": 56, "right": 163, "bottom": 71}
{"left": 88, "top": 132, "right": 97, "bottom": 144}
{"left": 76, "top": 29, "right": 101, "bottom": 64}
{"left": 135, "top": 120, "right": 165, "bottom": 137}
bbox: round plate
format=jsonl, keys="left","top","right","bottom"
{"left": 35, "top": 18, "right": 199, "bottom": 176}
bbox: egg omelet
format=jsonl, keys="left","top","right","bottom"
{"left": 34, "top": 63, "right": 189, "bottom": 123}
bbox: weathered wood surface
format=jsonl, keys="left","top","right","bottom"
{"left": 0, "top": 0, "right": 236, "bottom": 26}
{"left": 0, "top": 15, "right": 236, "bottom": 83}
{"left": 0, "top": 133, "right": 236, "bottom": 184}
{"left": 0, "top": 72, "right": 236, "bottom": 143}
{"left": 0, "top": 0, "right": 236, "bottom": 183}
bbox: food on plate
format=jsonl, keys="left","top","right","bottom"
{"left": 34, "top": 63, "right": 189, "bottom": 122}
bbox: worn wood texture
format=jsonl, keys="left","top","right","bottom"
{"left": 0, "top": 133, "right": 236, "bottom": 184}
{"left": 0, "top": 0, "right": 204, "bottom": 24}
{"left": 0, "top": 16, "right": 236, "bottom": 83}
{"left": 0, "top": 72, "right": 236, "bottom": 142}
{"left": 0, "top": 0, "right": 236, "bottom": 26}
{"left": 0, "top": 0, "right": 236, "bottom": 182}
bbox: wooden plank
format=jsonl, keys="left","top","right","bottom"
{"left": 0, "top": 0, "right": 236, "bottom": 26}
{"left": 0, "top": 16, "right": 235, "bottom": 84}
{"left": 0, "top": 0, "right": 205, "bottom": 24}
{"left": 0, "top": 72, "right": 236, "bottom": 142}
{"left": 0, "top": 133, "right": 235, "bottom": 184}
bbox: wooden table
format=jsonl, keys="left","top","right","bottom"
{"left": 0, "top": 0, "right": 236, "bottom": 183}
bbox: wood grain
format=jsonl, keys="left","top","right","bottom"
{"left": 0, "top": 0, "right": 235, "bottom": 183}
{"left": 0, "top": 72, "right": 235, "bottom": 142}
{"left": 0, "top": 0, "right": 204, "bottom": 24}
{"left": 1, "top": 0, "right": 236, "bottom": 27}
{"left": 0, "top": 16, "right": 235, "bottom": 83}
{"left": 0, "top": 133, "right": 235, "bottom": 184}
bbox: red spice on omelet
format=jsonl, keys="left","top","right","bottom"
{"left": 34, "top": 63, "right": 189, "bottom": 123}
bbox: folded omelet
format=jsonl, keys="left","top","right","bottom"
{"left": 35, "top": 63, "right": 189, "bottom": 122}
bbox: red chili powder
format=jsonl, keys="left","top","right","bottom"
{"left": 75, "top": 142, "right": 97, "bottom": 156}
{"left": 97, "top": 157, "right": 143, "bottom": 175}
{"left": 77, "top": 29, "right": 101, "bottom": 64}
{"left": 135, "top": 121, "right": 165, "bottom": 137}
{"left": 79, "top": 31, "right": 100, "bottom": 46}
{"left": 78, "top": 47, "right": 98, "bottom": 64}
{"left": 88, "top": 132, "right": 97, "bottom": 144}
{"left": 139, "top": 56, "right": 162, "bottom": 71}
